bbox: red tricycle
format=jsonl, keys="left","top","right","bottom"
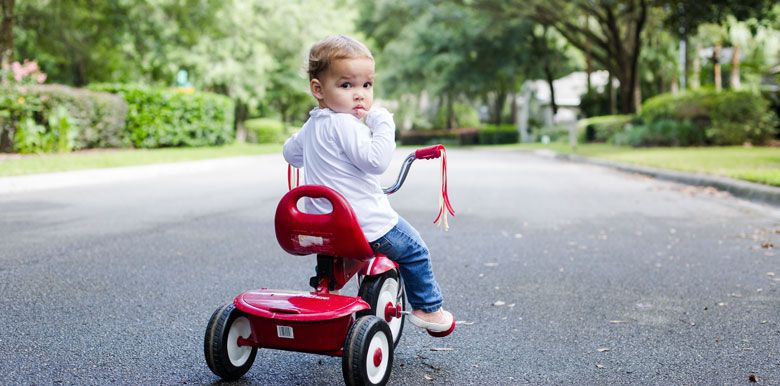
{"left": 204, "top": 145, "right": 455, "bottom": 385}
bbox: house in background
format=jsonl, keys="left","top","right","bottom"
{"left": 516, "top": 70, "right": 612, "bottom": 142}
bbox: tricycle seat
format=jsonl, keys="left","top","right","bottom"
{"left": 275, "top": 185, "right": 374, "bottom": 260}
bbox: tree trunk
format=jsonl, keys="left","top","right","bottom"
{"left": 691, "top": 49, "right": 701, "bottom": 89}
{"left": 608, "top": 71, "right": 616, "bottom": 115}
{"left": 586, "top": 56, "right": 592, "bottom": 94}
{"left": 234, "top": 101, "right": 248, "bottom": 142}
{"left": 509, "top": 90, "right": 517, "bottom": 125}
{"left": 679, "top": 35, "right": 688, "bottom": 90}
{"left": 544, "top": 64, "right": 557, "bottom": 116}
{"left": 0, "top": 0, "right": 13, "bottom": 67}
{"left": 446, "top": 93, "right": 454, "bottom": 129}
{"left": 492, "top": 89, "right": 506, "bottom": 124}
{"left": 730, "top": 45, "right": 741, "bottom": 90}
{"left": 713, "top": 44, "right": 722, "bottom": 92}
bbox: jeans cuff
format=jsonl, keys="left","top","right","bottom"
{"left": 414, "top": 302, "right": 442, "bottom": 313}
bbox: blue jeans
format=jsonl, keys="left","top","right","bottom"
{"left": 370, "top": 216, "right": 443, "bottom": 312}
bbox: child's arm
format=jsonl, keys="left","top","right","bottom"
{"left": 282, "top": 131, "right": 304, "bottom": 168}
{"left": 335, "top": 108, "right": 395, "bottom": 175}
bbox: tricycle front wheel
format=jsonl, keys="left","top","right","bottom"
{"left": 342, "top": 316, "right": 394, "bottom": 386}
{"left": 204, "top": 303, "right": 257, "bottom": 380}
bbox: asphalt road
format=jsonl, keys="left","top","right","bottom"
{"left": 1, "top": 148, "right": 778, "bottom": 385}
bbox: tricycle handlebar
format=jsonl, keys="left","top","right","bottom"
{"left": 383, "top": 144, "right": 445, "bottom": 195}
{"left": 415, "top": 144, "right": 445, "bottom": 160}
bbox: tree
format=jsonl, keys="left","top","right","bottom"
{"left": 0, "top": 0, "right": 12, "bottom": 67}
{"left": 524, "top": 0, "right": 648, "bottom": 114}
{"left": 12, "top": 0, "right": 222, "bottom": 86}
{"left": 656, "top": 0, "right": 774, "bottom": 90}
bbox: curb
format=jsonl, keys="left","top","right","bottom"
{"left": 548, "top": 151, "right": 780, "bottom": 208}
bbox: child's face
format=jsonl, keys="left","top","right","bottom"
{"left": 311, "top": 57, "right": 374, "bottom": 120}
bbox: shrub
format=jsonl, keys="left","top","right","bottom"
{"left": 22, "top": 84, "right": 128, "bottom": 149}
{"left": 479, "top": 124, "right": 518, "bottom": 144}
{"left": 90, "top": 83, "right": 235, "bottom": 148}
{"left": 244, "top": 118, "right": 285, "bottom": 144}
{"left": 577, "top": 115, "right": 634, "bottom": 143}
{"left": 398, "top": 129, "right": 459, "bottom": 146}
{"left": 611, "top": 119, "right": 706, "bottom": 147}
{"left": 534, "top": 125, "right": 571, "bottom": 143}
{"left": 640, "top": 89, "right": 778, "bottom": 145}
{"left": 1, "top": 60, "right": 47, "bottom": 152}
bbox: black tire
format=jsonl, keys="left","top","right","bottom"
{"left": 204, "top": 303, "right": 257, "bottom": 380}
{"left": 358, "top": 270, "right": 405, "bottom": 348}
{"left": 342, "top": 316, "right": 394, "bottom": 386}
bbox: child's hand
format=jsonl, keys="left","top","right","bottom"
{"left": 365, "top": 107, "right": 393, "bottom": 129}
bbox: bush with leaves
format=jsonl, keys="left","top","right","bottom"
{"left": 21, "top": 85, "right": 128, "bottom": 149}
{"left": 576, "top": 115, "right": 634, "bottom": 143}
{"left": 640, "top": 90, "right": 778, "bottom": 145}
{"left": 90, "top": 84, "right": 235, "bottom": 148}
{"left": 0, "top": 60, "right": 47, "bottom": 152}
{"left": 479, "top": 124, "right": 519, "bottom": 145}
{"left": 611, "top": 119, "right": 707, "bottom": 147}
{"left": 244, "top": 118, "right": 285, "bottom": 144}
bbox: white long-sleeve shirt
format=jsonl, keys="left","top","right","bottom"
{"left": 283, "top": 107, "right": 399, "bottom": 242}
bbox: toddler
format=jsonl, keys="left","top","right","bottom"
{"left": 282, "top": 35, "right": 453, "bottom": 332}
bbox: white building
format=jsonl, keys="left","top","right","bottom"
{"left": 517, "top": 70, "right": 613, "bottom": 142}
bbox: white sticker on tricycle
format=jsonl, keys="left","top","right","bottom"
{"left": 277, "top": 325, "right": 294, "bottom": 339}
{"left": 298, "top": 235, "right": 324, "bottom": 247}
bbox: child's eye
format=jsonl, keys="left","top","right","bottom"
{"left": 340, "top": 82, "right": 352, "bottom": 89}
{"left": 363, "top": 82, "right": 373, "bottom": 88}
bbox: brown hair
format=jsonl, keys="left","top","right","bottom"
{"left": 307, "top": 35, "right": 373, "bottom": 81}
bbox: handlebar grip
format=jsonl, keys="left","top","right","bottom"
{"left": 415, "top": 144, "right": 445, "bottom": 160}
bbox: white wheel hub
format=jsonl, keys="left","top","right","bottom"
{"left": 365, "top": 331, "right": 390, "bottom": 384}
{"left": 227, "top": 316, "right": 252, "bottom": 366}
{"left": 377, "top": 278, "right": 402, "bottom": 341}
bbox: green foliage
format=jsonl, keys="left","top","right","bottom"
{"left": 479, "top": 124, "right": 519, "bottom": 144}
{"left": 577, "top": 115, "right": 634, "bottom": 143}
{"left": 611, "top": 119, "right": 706, "bottom": 147}
{"left": 244, "top": 118, "right": 286, "bottom": 144}
{"left": 640, "top": 90, "right": 779, "bottom": 145}
{"left": 398, "top": 127, "right": 488, "bottom": 146}
{"left": 13, "top": 106, "right": 76, "bottom": 154}
{"left": 534, "top": 125, "right": 571, "bottom": 143}
{"left": 90, "top": 84, "right": 235, "bottom": 148}
{"left": 14, "top": 0, "right": 224, "bottom": 86}
{"left": 434, "top": 102, "right": 481, "bottom": 129}
{"left": 579, "top": 90, "right": 612, "bottom": 118}
{"left": 22, "top": 85, "right": 129, "bottom": 149}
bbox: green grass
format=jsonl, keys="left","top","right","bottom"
{"left": 0, "top": 143, "right": 282, "bottom": 177}
{"left": 2, "top": 141, "right": 778, "bottom": 188}
{"left": 510, "top": 143, "right": 780, "bottom": 187}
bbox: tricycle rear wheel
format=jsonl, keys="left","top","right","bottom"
{"left": 204, "top": 303, "right": 257, "bottom": 380}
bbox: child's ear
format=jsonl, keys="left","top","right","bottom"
{"left": 310, "top": 79, "right": 324, "bottom": 100}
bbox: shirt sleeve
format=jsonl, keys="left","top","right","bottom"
{"left": 332, "top": 109, "right": 396, "bottom": 175}
{"left": 282, "top": 129, "right": 304, "bottom": 168}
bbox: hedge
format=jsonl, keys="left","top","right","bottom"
{"left": 0, "top": 84, "right": 127, "bottom": 153}
{"left": 89, "top": 84, "right": 235, "bottom": 148}
{"left": 244, "top": 117, "right": 286, "bottom": 144}
{"left": 577, "top": 115, "right": 634, "bottom": 143}
{"left": 611, "top": 119, "right": 706, "bottom": 147}
{"left": 640, "top": 89, "right": 778, "bottom": 145}
{"left": 398, "top": 126, "right": 518, "bottom": 146}
{"left": 24, "top": 85, "right": 129, "bottom": 149}
{"left": 478, "top": 124, "right": 519, "bottom": 144}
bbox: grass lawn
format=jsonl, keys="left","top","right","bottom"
{"left": 0, "top": 143, "right": 282, "bottom": 177}
{"left": 510, "top": 143, "right": 780, "bottom": 187}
